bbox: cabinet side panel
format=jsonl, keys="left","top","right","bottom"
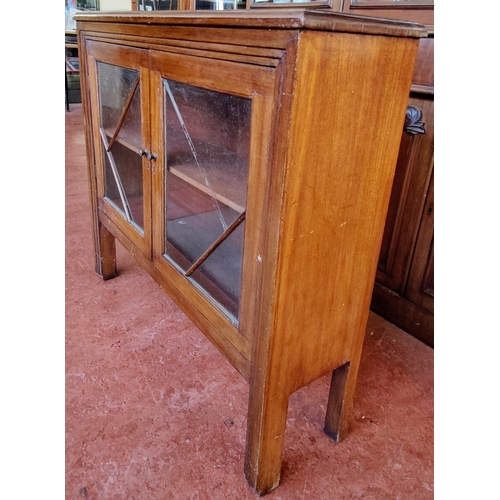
{"left": 271, "top": 31, "right": 419, "bottom": 393}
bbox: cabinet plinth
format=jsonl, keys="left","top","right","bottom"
{"left": 76, "top": 10, "right": 426, "bottom": 495}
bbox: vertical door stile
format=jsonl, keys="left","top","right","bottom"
{"left": 140, "top": 60, "right": 153, "bottom": 260}
{"left": 87, "top": 53, "right": 106, "bottom": 202}
{"left": 150, "top": 61, "right": 165, "bottom": 263}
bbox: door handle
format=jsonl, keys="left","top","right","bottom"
{"left": 139, "top": 149, "right": 157, "bottom": 161}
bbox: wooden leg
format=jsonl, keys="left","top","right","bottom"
{"left": 324, "top": 361, "right": 357, "bottom": 442}
{"left": 95, "top": 222, "right": 117, "bottom": 280}
{"left": 244, "top": 384, "right": 289, "bottom": 496}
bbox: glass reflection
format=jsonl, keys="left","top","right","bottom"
{"left": 97, "top": 62, "right": 144, "bottom": 231}
{"left": 163, "top": 79, "right": 251, "bottom": 321}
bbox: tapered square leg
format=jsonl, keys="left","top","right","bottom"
{"left": 244, "top": 386, "right": 289, "bottom": 496}
{"left": 324, "top": 361, "right": 356, "bottom": 442}
{"left": 95, "top": 222, "right": 117, "bottom": 280}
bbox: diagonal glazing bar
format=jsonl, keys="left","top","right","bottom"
{"left": 185, "top": 211, "right": 246, "bottom": 277}
{"left": 107, "top": 76, "right": 140, "bottom": 152}
{"left": 100, "top": 127, "right": 133, "bottom": 222}
{"left": 164, "top": 79, "right": 228, "bottom": 231}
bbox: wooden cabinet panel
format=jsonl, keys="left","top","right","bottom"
{"left": 412, "top": 36, "right": 434, "bottom": 91}
{"left": 405, "top": 170, "right": 434, "bottom": 313}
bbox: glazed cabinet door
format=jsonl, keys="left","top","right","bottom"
{"left": 86, "top": 41, "right": 152, "bottom": 257}
{"left": 149, "top": 51, "right": 279, "bottom": 373}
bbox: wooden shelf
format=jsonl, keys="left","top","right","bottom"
{"left": 169, "top": 164, "right": 246, "bottom": 214}
{"left": 104, "top": 126, "right": 247, "bottom": 213}
{"left": 104, "top": 128, "right": 141, "bottom": 155}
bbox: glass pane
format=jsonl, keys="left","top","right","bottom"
{"left": 195, "top": 0, "right": 246, "bottom": 9}
{"left": 97, "top": 62, "right": 144, "bottom": 232}
{"left": 103, "top": 142, "right": 145, "bottom": 229}
{"left": 138, "top": 0, "right": 179, "bottom": 9}
{"left": 163, "top": 79, "right": 251, "bottom": 322}
{"left": 253, "top": 0, "right": 322, "bottom": 3}
{"left": 190, "top": 222, "right": 245, "bottom": 319}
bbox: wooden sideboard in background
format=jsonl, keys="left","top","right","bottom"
{"left": 341, "top": 1, "right": 434, "bottom": 347}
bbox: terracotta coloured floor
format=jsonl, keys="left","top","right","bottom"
{"left": 66, "top": 103, "right": 434, "bottom": 499}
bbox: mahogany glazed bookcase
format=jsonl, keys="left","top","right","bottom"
{"left": 75, "top": 10, "right": 426, "bottom": 495}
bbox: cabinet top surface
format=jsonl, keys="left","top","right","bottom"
{"left": 74, "top": 9, "right": 426, "bottom": 38}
